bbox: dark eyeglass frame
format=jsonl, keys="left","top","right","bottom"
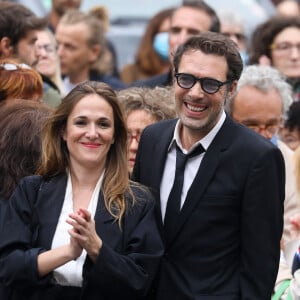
{"left": 175, "top": 73, "right": 231, "bottom": 94}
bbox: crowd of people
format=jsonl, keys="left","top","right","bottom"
{"left": 0, "top": 0, "right": 300, "bottom": 299}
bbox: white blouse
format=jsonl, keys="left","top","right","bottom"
{"left": 51, "top": 172, "right": 103, "bottom": 287}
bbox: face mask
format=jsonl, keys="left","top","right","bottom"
{"left": 153, "top": 32, "right": 169, "bottom": 61}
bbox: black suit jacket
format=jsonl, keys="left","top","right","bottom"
{"left": 0, "top": 174, "right": 164, "bottom": 300}
{"left": 133, "top": 116, "right": 285, "bottom": 300}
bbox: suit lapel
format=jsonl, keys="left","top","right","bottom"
{"left": 152, "top": 122, "right": 176, "bottom": 193}
{"left": 165, "top": 117, "right": 234, "bottom": 246}
{"left": 151, "top": 120, "right": 176, "bottom": 229}
{"left": 37, "top": 174, "right": 67, "bottom": 249}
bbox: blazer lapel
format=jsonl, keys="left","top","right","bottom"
{"left": 165, "top": 116, "right": 234, "bottom": 246}
{"left": 37, "top": 174, "right": 67, "bottom": 249}
{"left": 151, "top": 120, "right": 176, "bottom": 229}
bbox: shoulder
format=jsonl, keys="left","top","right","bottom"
{"left": 131, "top": 71, "right": 171, "bottom": 88}
{"left": 90, "top": 72, "right": 127, "bottom": 90}
{"left": 125, "top": 181, "right": 155, "bottom": 212}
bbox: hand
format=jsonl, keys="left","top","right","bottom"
{"left": 67, "top": 208, "right": 102, "bottom": 262}
{"left": 67, "top": 228, "right": 84, "bottom": 260}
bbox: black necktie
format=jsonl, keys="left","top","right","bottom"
{"left": 164, "top": 144, "right": 205, "bottom": 239}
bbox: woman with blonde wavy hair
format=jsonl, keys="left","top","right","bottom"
{"left": 0, "top": 81, "right": 163, "bottom": 300}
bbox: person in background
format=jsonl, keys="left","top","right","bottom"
{"left": 0, "top": 100, "right": 50, "bottom": 202}
{"left": 228, "top": 67, "right": 300, "bottom": 297}
{"left": 276, "top": 0, "right": 300, "bottom": 17}
{"left": 0, "top": 2, "right": 62, "bottom": 107}
{"left": 219, "top": 10, "right": 249, "bottom": 65}
{"left": 0, "top": 100, "right": 51, "bottom": 299}
{"left": 0, "top": 81, "right": 163, "bottom": 300}
{"left": 133, "top": 32, "right": 285, "bottom": 299}
{"left": 89, "top": 5, "right": 119, "bottom": 78}
{"left": 47, "top": 0, "right": 82, "bottom": 33}
{"left": 118, "top": 86, "right": 176, "bottom": 174}
{"left": 226, "top": 65, "right": 299, "bottom": 245}
{"left": 280, "top": 101, "right": 300, "bottom": 151}
{"left": 248, "top": 16, "right": 300, "bottom": 101}
{"left": 55, "top": 10, "right": 126, "bottom": 93}
{"left": 35, "top": 28, "right": 65, "bottom": 104}
{"left": 0, "top": 59, "right": 43, "bottom": 103}
{"left": 120, "top": 8, "right": 174, "bottom": 84}
{"left": 133, "top": 0, "right": 220, "bottom": 88}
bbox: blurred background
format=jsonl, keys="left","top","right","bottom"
{"left": 12, "top": 0, "right": 277, "bottom": 70}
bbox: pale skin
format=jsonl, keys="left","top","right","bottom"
{"left": 37, "top": 94, "right": 114, "bottom": 277}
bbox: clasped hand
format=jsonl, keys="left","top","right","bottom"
{"left": 66, "top": 208, "right": 102, "bottom": 262}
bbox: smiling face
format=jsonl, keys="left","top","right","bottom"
{"left": 63, "top": 94, "right": 115, "bottom": 172}
{"left": 175, "top": 50, "right": 235, "bottom": 146}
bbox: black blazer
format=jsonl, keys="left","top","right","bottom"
{"left": 133, "top": 116, "right": 285, "bottom": 300}
{"left": 0, "top": 174, "right": 164, "bottom": 300}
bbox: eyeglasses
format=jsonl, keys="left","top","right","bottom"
{"left": 175, "top": 73, "right": 231, "bottom": 94}
{"left": 243, "top": 122, "right": 281, "bottom": 137}
{"left": 0, "top": 63, "right": 31, "bottom": 70}
{"left": 270, "top": 42, "right": 300, "bottom": 54}
{"left": 222, "top": 32, "right": 245, "bottom": 41}
{"left": 127, "top": 131, "right": 141, "bottom": 143}
{"left": 36, "top": 43, "right": 57, "bottom": 55}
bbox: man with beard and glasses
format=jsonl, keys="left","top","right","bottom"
{"left": 133, "top": 32, "right": 285, "bottom": 299}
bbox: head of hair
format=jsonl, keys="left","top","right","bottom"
{"left": 181, "top": 0, "right": 220, "bottom": 32}
{"left": 59, "top": 10, "right": 105, "bottom": 49}
{"left": 0, "top": 2, "right": 47, "bottom": 49}
{"left": 118, "top": 86, "right": 176, "bottom": 121}
{"left": 248, "top": 16, "right": 300, "bottom": 65}
{"left": 173, "top": 32, "right": 243, "bottom": 82}
{"left": 284, "top": 101, "right": 300, "bottom": 132}
{"left": 219, "top": 10, "right": 245, "bottom": 33}
{"left": 0, "top": 59, "right": 43, "bottom": 102}
{"left": 227, "top": 65, "right": 293, "bottom": 117}
{"left": 89, "top": 5, "right": 110, "bottom": 32}
{"left": 0, "top": 100, "right": 51, "bottom": 199}
{"left": 135, "top": 7, "right": 175, "bottom": 75}
{"left": 37, "top": 81, "right": 129, "bottom": 224}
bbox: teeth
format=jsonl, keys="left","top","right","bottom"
{"left": 187, "top": 103, "right": 206, "bottom": 112}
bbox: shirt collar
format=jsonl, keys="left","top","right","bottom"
{"left": 168, "top": 110, "right": 226, "bottom": 154}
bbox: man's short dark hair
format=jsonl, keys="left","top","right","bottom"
{"left": 0, "top": 3, "right": 47, "bottom": 47}
{"left": 182, "top": 0, "right": 220, "bottom": 32}
{"left": 173, "top": 32, "right": 243, "bottom": 82}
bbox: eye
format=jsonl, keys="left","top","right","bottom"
{"left": 97, "top": 120, "right": 111, "bottom": 128}
{"left": 74, "top": 119, "right": 86, "bottom": 126}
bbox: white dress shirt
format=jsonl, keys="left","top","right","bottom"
{"left": 160, "top": 111, "right": 226, "bottom": 221}
{"left": 51, "top": 171, "right": 103, "bottom": 287}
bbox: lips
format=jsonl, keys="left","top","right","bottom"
{"left": 185, "top": 101, "right": 207, "bottom": 114}
{"left": 81, "top": 142, "right": 101, "bottom": 148}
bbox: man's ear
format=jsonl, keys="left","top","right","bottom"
{"left": 0, "top": 37, "right": 14, "bottom": 58}
{"left": 228, "top": 80, "right": 238, "bottom": 97}
{"left": 89, "top": 44, "right": 101, "bottom": 63}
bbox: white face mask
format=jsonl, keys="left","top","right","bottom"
{"left": 153, "top": 32, "right": 169, "bottom": 61}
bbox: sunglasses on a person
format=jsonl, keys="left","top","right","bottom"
{"left": 175, "top": 73, "right": 231, "bottom": 94}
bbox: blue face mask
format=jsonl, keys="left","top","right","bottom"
{"left": 153, "top": 32, "right": 169, "bottom": 61}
